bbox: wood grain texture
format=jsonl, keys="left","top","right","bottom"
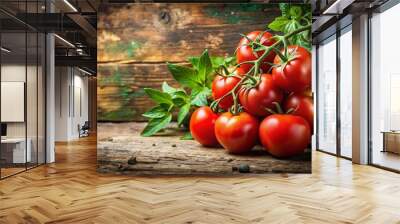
{"left": 97, "top": 122, "right": 311, "bottom": 175}
{"left": 97, "top": 3, "right": 280, "bottom": 121}
{"left": 1, "top": 136, "right": 400, "bottom": 223}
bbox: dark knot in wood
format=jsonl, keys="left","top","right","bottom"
{"left": 159, "top": 11, "right": 170, "bottom": 24}
{"left": 128, "top": 157, "right": 137, "bottom": 165}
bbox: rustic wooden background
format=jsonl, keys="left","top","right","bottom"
{"left": 97, "top": 3, "right": 280, "bottom": 121}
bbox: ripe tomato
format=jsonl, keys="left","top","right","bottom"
{"left": 284, "top": 93, "right": 314, "bottom": 131}
{"left": 236, "top": 31, "right": 276, "bottom": 74}
{"left": 238, "top": 74, "right": 284, "bottom": 117}
{"left": 211, "top": 74, "right": 241, "bottom": 110}
{"left": 259, "top": 114, "right": 311, "bottom": 158}
{"left": 215, "top": 112, "right": 259, "bottom": 154}
{"left": 272, "top": 45, "right": 311, "bottom": 93}
{"left": 190, "top": 107, "right": 219, "bottom": 147}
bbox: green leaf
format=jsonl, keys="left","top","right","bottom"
{"left": 167, "top": 62, "right": 201, "bottom": 89}
{"left": 223, "top": 56, "right": 236, "bottom": 66}
{"left": 268, "top": 16, "right": 290, "bottom": 32}
{"left": 180, "top": 132, "right": 194, "bottom": 140}
{"left": 198, "top": 49, "right": 213, "bottom": 84}
{"left": 289, "top": 6, "right": 303, "bottom": 19}
{"left": 144, "top": 88, "right": 173, "bottom": 105}
{"left": 142, "top": 105, "right": 168, "bottom": 118}
{"left": 188, "top": 56, "right": 200, "bottom": 70}
{"left": 178, "top": 103, "right": 191, "bottom": 125}
{"left": 162, "top": 82, "right": 178, "bottom": 94}
{"left": 171, "top": 90, "right": 189, "bottom": 107}
{"left": 284, "top": 20, "right": 301, "bottom": 34}
{"left": 279, "top": 3, "right": 290, "bottom": 17}
{"left": 141, "top": 114, "right": 172, "bottom": 137}
{"left": 191, "top": 87, "right": 211, "bottom": 107}
{"left": 210, "top": 56, "right": 224, "bottom": 69}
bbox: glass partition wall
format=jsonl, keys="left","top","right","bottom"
{"left": 315, "top": 25, "right": 353, "bottom": 159}
{"left": 317, "top": 35, "right": 337, "bottom": 155}
{"left": 0, "top": 2, "right": 46, "bottom": 179}
{"left": 370, "top": 3, "right": 400, "bottom": 171}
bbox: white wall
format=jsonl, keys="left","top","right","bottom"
{"left": 55, "top": 67, "right": 89, "bottom": 141}
{"left": 1, "top": 63, "right": 46, "bottom": 164}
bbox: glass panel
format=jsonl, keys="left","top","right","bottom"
{"left": 339, "top": 27, "right": 352, "bottom": 158}
{"left": 317, "top": 35, "right": 337, "bottom": 154}
{"left": 26, "top": 0, "right": 39, "bottom": 169}
{"left": 1, "top": 20, "right": 28, "bottom": 177}
{"left": 38, "top": 32, "right": 45, "bottom": 165}
{"left": 27, "top": 30, "right": 38, "bottom": 169}
{"left": 371, "top": 4, "right": 400, "bottom": 171}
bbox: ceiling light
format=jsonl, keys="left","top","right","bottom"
{"left": 323, "top": 0, "right": 354, "bottom": 15}
{"left": 78, "top": 67, "right": 93, "bottom": 76}
{"left": 54, "top": 34, "right": 75, "bottom": 48}
{"left": 1, "top": 47, "right": 11, "bottom": 53}
{"left": 63, "top": 0, "right": 78, "bottom": 12}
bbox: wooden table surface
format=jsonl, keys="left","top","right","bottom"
{"left": 97, "top": 122, "right": 311, "bottom": 175}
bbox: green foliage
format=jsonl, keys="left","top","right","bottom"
{"left": 180, "top": 132, "right": 194, "bottom": 140}
{"left": 268, "top": 3, "right": 311, "bottom": 51}
{"left": 141, "top": 49, "right": 229, "bottom": 137}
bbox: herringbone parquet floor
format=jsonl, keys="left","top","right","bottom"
{"left": 1, "top": 136, "right": 400, "bottom": 224}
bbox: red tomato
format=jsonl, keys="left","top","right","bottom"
{"left": 238, "top": 74, "right": 284, "bottom": 117}
{"left": 215, "top": 112, "right": 259, "bottom": 154}
{"left": 284, "top": 93, "right": 314, "bottom": 131}
{"left": 272, "top": 45, "right": 311, "bottom": 93}
{"left": 259, "top": 114, "right": 311, "bottom": 158}
{"left": 211, "top": 74, "right": 241, "bottom": 110}
{"left": 236, "top": 31, "right": 276, "bottom": 74}
{"left": 190, "top": 107, "right": 219, "bottom": 147}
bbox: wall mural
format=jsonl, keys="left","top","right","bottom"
{"left": 97, "top": 3, "right": 313, "bottom": 175}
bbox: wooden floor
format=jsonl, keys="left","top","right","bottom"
{"left": 0, "top": 136, "right": 400, "bottom": 224}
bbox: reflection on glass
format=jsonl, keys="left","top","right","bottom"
{"left": 27, "top": 31, "right": 38, "bottom": 169}
{"left": 371, "top": 4, "right": 400, "bottom": 171}
{"left": 317, "top": 36, "right": 337, "bottom": 154}
{"left": 339, "top": 28, "right": 352, "bottom": 158}
{"left": 1, "top": 31, "right": 27, "bottom": 177}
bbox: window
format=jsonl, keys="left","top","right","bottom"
{"left": 339, "top": 26, "right": 352, "bottom": 158}
{"left": 317, "top": 35, "right": 337, "bottom": 154}
{"left": 370, "top": 3, "right": 400, "bottom": 171}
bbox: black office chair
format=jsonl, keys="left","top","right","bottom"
{"left": 79, "top": 121, "right": 90, "bottom": 138}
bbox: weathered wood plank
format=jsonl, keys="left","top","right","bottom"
{"left": 98, "top": 3, "right": 281, "bottom": 121}
{"left": 98, "top": 3, "right": 280, "bottom": 63}
{"left": 97, "top": 122, "right": 311, "bottom": 175}
{"left": 98, "top": 63, "right": 183, "bottom": 121}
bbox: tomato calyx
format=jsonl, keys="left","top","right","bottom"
{"left": 265, "top": 102, "right": 297, "bottom": 115}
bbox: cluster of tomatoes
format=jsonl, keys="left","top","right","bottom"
{"left": 189, "top": 31, "right": 313, "bottom": 158}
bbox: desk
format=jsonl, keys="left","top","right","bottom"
{"left": 382, "top": 131, "right": 400, "bottom": 154}
{"left": 1, "top": 138, "right": 31, "bottom": 163}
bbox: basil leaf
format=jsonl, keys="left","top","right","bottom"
{"left": 162, "top": 82, "right": 178, "bottom": 94}
{"left": 268, "top": 16, "right": 290, "bottom": 32}
{"left": 188, "top": 56, "right": 200, "bottom": 70}
{"left": 289, "top": 6, "right": 303, "bottom": 19}
{"left": 198, "top": 49, "right": 212, "bottom": 84}
{"left": 211, "top": 56, "right": 224, "bottom": 69}
{"left": 177, "top": 103, "right": 191, "bottom": 125}
{"left": 141, "top": 113, "right": 172, "bottom": 137}
{"left": 284, "top": 20, "right": 301, "bottom": 35}
{"left": 144, "top": 88, "right": 173, "bottom": 105}
{"left": 142, "top": 105, "right": 168, "bottom": 118}
{"left": 180, "top": 132, "right": 194, "bottom": 140}
{"left": 167, "top": 62, "right": 201, "bottom": 89}
{"left": 223, "top": 56, "right": 236, "bottom": 67}
{"left": 191, "top": 87, "right": 211, "bottom": 107}
{"left": 279, "top": 3, "right": 290, "bottom": 18}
